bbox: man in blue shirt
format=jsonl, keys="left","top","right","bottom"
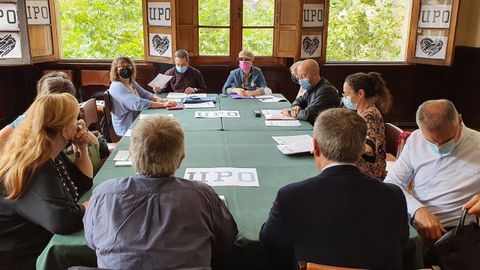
{"left": 83, "top": 116, "right": 238, "bottom": 270}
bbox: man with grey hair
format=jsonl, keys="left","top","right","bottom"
{"left": 260, "top": 108, "right": 408, "bottom": 269}
{"left": 154, "top": 49, "right": 207, "bottom": 94}
{"left": 83, "top": 116, "right": 237, "bottom": 270}
{"left": 385, "top": 99, "right": 480, "bottom": 245}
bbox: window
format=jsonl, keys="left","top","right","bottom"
{"left": 197, "top": 0, "right": 275, "bottom": 58}
{"left": 59, "top": 0, "right": 144, "bottom": 59}
{"left": 326, "top": 0, "right": 410, "bottom": 61}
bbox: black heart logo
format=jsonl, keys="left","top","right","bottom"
{"left": 302, "top": 36, "right": 320, "bottom": 56}
{"left": 0, "top": 34, "right": 16, "bottom": 57}
{"left": 420, "top": 37, "right": 443, "bottom": 57}
{"left": 152, "top": 34, "right": 170, "bottom": 55}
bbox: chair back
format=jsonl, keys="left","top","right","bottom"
{"left": 80, "top": 98, "right": 100, "bottom": 131}
{"left": 103, "top": 90, "right": 121, "bottom": 143}
{"left": 80, "top": 70, "right": 111, "bottom": 101}
{"left": 385, "top": 123, "right": 404, "bottom": 157}
{"left": 299, "top": 261, "right": 366, "bottom": 270}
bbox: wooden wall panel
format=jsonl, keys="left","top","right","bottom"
{"left": 28, "top": 26, "right": 53, "bottom": 57}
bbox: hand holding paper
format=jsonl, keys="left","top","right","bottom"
{"left": 148, "top": 73, "right": 173, "bottom": 89}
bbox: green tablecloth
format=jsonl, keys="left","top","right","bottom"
{"left": 37, "top": 95, "right": 423, "bottom": 270}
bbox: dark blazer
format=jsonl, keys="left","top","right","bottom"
{"left": 260, "top": 165, "right": 408, "bottom": 270}
{"left": 292, "top": 78, "right": 340, "bottom": 124}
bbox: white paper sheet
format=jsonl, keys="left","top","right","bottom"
{"left": 113, "top": 150, "right": 131, "bottom": 161}
{"left": 139, "top": 114, "right": 174, "bottom": 119}
{"left": 148, "top": 73, "right": 173, "bottom": 88}
{"left": 260, "top": 97, "right": 288, "bottom": 103}
{"left": 115, "top": 160, "right": 133, "bottom": 167}
{"left": 188, "top": 93, "right": 207, "bottom": 98}
{"left": 262, "top": 110, "right": 295, "bottom": 120}
{"left": 277, "top": 142, "right": 313, "bottom": 155}
{"left": 167, "top": 92, "right": 188, "bottom": 99}
{"left": 272, "top": 135, "right": 313, "bottom": 145}
{"left": 255, "top": 95, "right": 274, "bottom": 99}
{"left": 184, "top": 102, "right": 216, "bottom": 109}
{"left": 184, "top": 168, "right": 259, "bottom": 187}
{"left": 265, "top": 120, "right": 301, "bottom": 127}
{"left": 124, "top": 129, "right": 133, "bottom": 137}
{"left": 194, "top": 111, "right": 240, "bottom": 118}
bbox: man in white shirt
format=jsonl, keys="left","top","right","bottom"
{"left": 385, "top": 99, "right": 480, "bottom": 245}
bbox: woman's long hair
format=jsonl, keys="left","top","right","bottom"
{"left": 0, "top": 93, "right": 79, "bottom": 200}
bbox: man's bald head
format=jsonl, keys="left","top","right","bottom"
{"left": 297, "top": 59, "right": 321, "bottom": 85}
{"left": 416, "top": 99, "right": 459, "bottom": 132}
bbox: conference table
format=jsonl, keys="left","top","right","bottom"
{"left": 37, "top": 94, "right": 423, "bottom": 270}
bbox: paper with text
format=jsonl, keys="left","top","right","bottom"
{"left": 194, "top": 111, "right": 240, "bottom": 118}
{"left": 184, "top": 168, "right": 259, "bottom": 187}
{"left": 148, "top": 73, "right": 173, "bottom": 89}
{"left": 262, "top": 110, "right": 295, "bottom": 120}
{"left": 265, "top": 120, "right": 301, "bottom": 127}
{"left": 184, "top": 102, "right": 216, "bottom": 109}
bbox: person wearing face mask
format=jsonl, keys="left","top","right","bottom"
{"left": 290, "top": 60, "right": 306, "bottom": 98}
{"left": 154, "top": 49, "right": 207, "bottom": 94}
{"left": 384, "top": 99, "right": 480, "bottom": 255}
{"left": 222, "top": 50, "right": 271, "bottom": 96}
{"left": 109, "top": 56, "right": 176, "bottom": 136}
{"left": 0, "top": 93, "right": 93, "bottom": 270}
{"left": 342, "top": 72, "right": 393, "bottom": 180}
{"left": 282, "top": 59, "right": 340, "bottom": 124}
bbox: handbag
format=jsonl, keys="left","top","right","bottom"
{"left": 432, "top": 209, "right": 480, "bottom": 270}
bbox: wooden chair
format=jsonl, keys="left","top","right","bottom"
{"left": 103, "top": 90, "right": 121, "bottom": 143}
{"left": 385, "top": 122, "right": 404, "bottom": 158}
{"left": 80, "top": 70, "right": 111, "bottom": 101}
{"left": 79, "top": 98, "right": 100, "bottom": 131}
{"left": 299, "top": 261, "right": 366, "bottom": 270}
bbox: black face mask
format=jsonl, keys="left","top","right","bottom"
{"left": 119, "top": 67, "right": 133, "bottom": 79}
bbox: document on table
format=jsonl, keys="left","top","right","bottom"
{"left": 194, "top": 111, "right": 240, "bottom": 118}
{"left": 261, "top": 109, "right": 295, "bottom": 120}
{"left": 255, "top": 95, "right": 274, "bottom": 99}
{"left": 188, "top": 93, "right": 207, "bottom": 98}
{"left": 148, "top": 73, "right": 173, "bottom": 89}
{"left": 273, "top": 135, "right": 313, "bottom": 155}
{"left": 184, "top": 102, "right": 216, "bottom": 109}
{"left": 124, "top": 129, "right": 133, "bottom": 137}
{"left": 113, "top": 150, "right": 131, "bottom": 161}
{"left": 184, "top": 167, "right": 259, "bottom": 187}
{"left": 167, "top": 92, "right": 188, "bottom": 99}
{"left": 139, "top": 114, "right": 174, "bottom": 119}
{"left": 260, "top": 97, "right": 288, "bottom": 103}
{"left": 265, "top": 120, "right": 301, "bottom": 127}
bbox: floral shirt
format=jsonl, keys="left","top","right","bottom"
{"left": 356, "top": 105, "right": 387, "bottom": 180}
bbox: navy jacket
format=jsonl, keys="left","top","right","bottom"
{"left": 260, "top": 165, "right": 408, "bottom": 270}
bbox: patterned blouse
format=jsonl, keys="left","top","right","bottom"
{"left": 356, "top": 105, "right": 387, "bottom": 180}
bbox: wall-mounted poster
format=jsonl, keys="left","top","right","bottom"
{"left": 149, "top": 33, "right": 172, "bottom": 57}
{"left": 418, "top": 4, "right": 452, "bottom": 29}
{"left": 415, "top": 34, "right": 447, "bottom": 59}
{"left": 303, "top": 4, "right": 324, "bottom": 27}
{"left": 301, "top": 34, "right": 322, "bottom": 59}
{"left": 147, "top": 2, "right": 171, "bottom": 26}
{"left": 0, "top": 3, "right": 19, "bottom": 31}
{"left": 26, "top": 0, "right": 50, "bottom": 25}
{"left": 0, "top": 32, "right": 22, "bottom": 58}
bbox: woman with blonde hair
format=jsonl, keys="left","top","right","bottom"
{"left": 342, "top": 72, "right": 393, "bottom": 180}
{"left": 290, "top": 60, "right": 306, "bottom": 98}
{"left": 109, "top": 56, "right": 176, "bottom": 136}
{"left": 0, "top": 93, "right": 93, "bottom": 269}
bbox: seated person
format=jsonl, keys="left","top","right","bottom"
{"left": 0, "top": 93, "right": 93, "bottom": 270}
{"left": 83, "top": 116, "right": 238, "bottom": 270}
{"left": 154, "top": 49, "right": 207, "bottom": 94}
{"left": 290, "top": 60, "right": 306, "bottom": 98}
{"left": 108, "top": 56, "right": 176, "bottom": 136}
{"left": 222, "top": 50, "right": 271, "bottom": 96}
{"left": 385, "top": 99, "right": 480, "bottom": 247}
{"left": 282, "top": 59, "right": 340, "bottom": 124}
{"left": 260, "top": 108, "right": 408, "bottom": 270}
{"left": 342, "top": 72, "right": 393, "bottom": 180}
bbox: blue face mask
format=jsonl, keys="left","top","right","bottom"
{"left": 299, "top": 79, "right": 313, "bottom": 91}
{"left": 176, "top": 66, "right": 188, "bottom": 74}
{"left": 427, "top": 138, "right": 457, "bottom": 155}
{"left": 342, "top": 96, "right": 357, "bottom": 110}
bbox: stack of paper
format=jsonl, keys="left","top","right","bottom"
{"left": 167, "top": 92, "right": 188, "bottom": 99}
{"left": 114, "top": 150, "right": 133, "bottom": 166}
{"left": 260, "top": 97, "right": 288, "bottom": 103}
{"left": 230, "top": 93, "right": 255, "bottom": 99}
{"left": 261, "top": 110, "right": 295, "bottom": 120}
{"left": 184, "top": 102, "right": 216, "bottom": 109}
{"left": 265, "top": 120, "right": 301, "bottom": 127}
{"left": 272, "top": 135, "right": 314, "bottom": 155}
{"left": 148, "top": 73, "right": 173, "bottom": 89}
